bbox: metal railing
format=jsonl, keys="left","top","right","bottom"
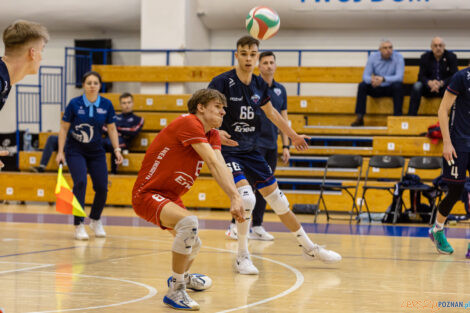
{"left": 15, "top": 66, "right": 63, "bottom": 167}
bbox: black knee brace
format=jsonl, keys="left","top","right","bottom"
{"left": 438, "top": 183, "right": 465, "bottom": 217}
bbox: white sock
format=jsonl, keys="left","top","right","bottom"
{"left": 237, "top": 220, "right": 250, "bottom": 255}
{"left": 293, "top": 226, "right": 314, "bottom": 251}
{"left": 173, "top": 272, "right": 184, "bottom": 283}
{"left": 434, "top": 220, "right": 445, "bottom": 231}
{"left": 184, "top": 272, "right": 189, "bottom": 283}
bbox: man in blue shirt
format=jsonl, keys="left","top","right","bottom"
{"left": 430, "top": 67, "right": 470, "bottom": 259}
{"left": 408, "top": 37, "right": 458, "bottom": 116}
{"left": 351, "top": 40, "right": 404, "bottom": 126}
{"left": 209, "top": 36, "right": 341, "bottom": 275}
{"left": 225, "top": 51, "right": 290, "bottom": 241}
{"left": 0, "top": 20, "right": 49, "bottom": 168}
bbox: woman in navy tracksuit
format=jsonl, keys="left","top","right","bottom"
{"left": 56, "top": 71, "right": 123, "bottom": 240}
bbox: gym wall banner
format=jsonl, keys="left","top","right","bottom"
{"left": 291, "top": 0, "right": 470, "bottom": 11}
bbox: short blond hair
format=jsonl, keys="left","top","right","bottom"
{"left": 3, "top": 20, "right": 49, "bottom": 54}
{"left": 188, "top": 89, "right": 227, "bottom": 114}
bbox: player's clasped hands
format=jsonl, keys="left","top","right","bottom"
{"left": 443, "top": 140, "right": 457, "bottom": 166}
{"left": 230, "top": 196, "right": 245, "bottom": 223}
{"left": 292, "top": 134, "right": 310, "bottom": 151}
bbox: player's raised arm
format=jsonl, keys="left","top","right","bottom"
{"left": 261, "top": 101, "right": 309, "bottom": 151}
{"left": 191, "top": 142, "right": 245, "bottom": 223}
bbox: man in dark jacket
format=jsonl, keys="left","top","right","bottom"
{"left": 408, "top": 37, "right": 458, "bottom": 116}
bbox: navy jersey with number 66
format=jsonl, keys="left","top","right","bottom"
{"left": 208, "top": 69, "right": 270, "bottom": 153}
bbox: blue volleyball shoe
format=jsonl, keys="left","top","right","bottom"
{"left": 163, "top": 278, "right": 200, "bottom": 311}
{"left": 167, "top": 273, "right": 212, "bottom": 291}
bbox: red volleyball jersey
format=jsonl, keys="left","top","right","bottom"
{"left": 132, "top": 114, "right": 221, "bottom": 200}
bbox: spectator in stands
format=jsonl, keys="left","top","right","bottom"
{"left": 102, "top": 92, "right": 144, "bottom": 174}
{"left": 225, "top": 51, "right": 290, "bottom": 241}
{"left": 408, "top": 37, "right": 458, "bottom": 116}
{"left": 31, "top": 92, "right": 143, "bottom": 174}
{"left": 30, "top": 134, "right": 58, "bottom": 172}
{"left": 56, "top": 71, "right": 123, "bottom": 240}
{"left": 351, "top": 40, "right": 404, "bottom": 126}
{"left": 0, "top": 20, "right": 49, "bottom": 169}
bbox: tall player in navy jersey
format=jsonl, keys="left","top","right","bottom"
{"left": 0, "top": 20, "right": 49, "bottom": 169}
{"left": 432, "top": 67, "right": 470, "bottom": 258}
{"left": 226, "top": 51, "right": 290, "bottom": 241}
{"left": 209, "top": 36, "right": 341, "bottom": 275}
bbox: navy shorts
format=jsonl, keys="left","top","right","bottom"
{"left": 222, "top": 150, "right": 276, "bottom": 189}
{"left": 442, "top": 150, "right": 470, "bottom": 183}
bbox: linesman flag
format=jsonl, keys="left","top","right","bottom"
{"left": 55, "top": 164, "right": 86, "bottom": 217}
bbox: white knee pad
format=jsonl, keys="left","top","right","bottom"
{"left": 238, "top": 185, "right": 256, "bottom": 219}
{"left": 172, "top": 215, "right": 198, "bottom": 255}
{"left": 188, "top": 236, "right": 201, "bottom": 261}
{"left": 265, "top": 187, "right": 290, "bottom": 215}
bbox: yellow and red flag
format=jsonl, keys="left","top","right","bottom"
{"left": 55, "top": 164, "right": 86, "bottom": 217}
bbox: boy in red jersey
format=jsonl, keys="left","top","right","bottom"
{"left": 132, "top": 89, "right": 244, "bottom": 311}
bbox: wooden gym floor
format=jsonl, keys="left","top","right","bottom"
{"left": 0, "top": 203, "right": 469, "bottom": 313}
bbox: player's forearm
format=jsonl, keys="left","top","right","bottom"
{"left": 267, "top": 110, "right": 297, "bottom": 140}
{"left": 57, "top": 122, "right": 69, "bottom": 153}
{"left": 280, "top": 110, "right": 290, "bottom": 146}
{"left": 207, "top": 161, "right": 240, "bottom": 199}
{"left": 437, "top": 92, "right": 455, "bottom": 144}
{"left": 438, "top": 105, "right": 451, "bottom": 144}
{"left": 107, "top": 124, "right": 121, "bottom": 150}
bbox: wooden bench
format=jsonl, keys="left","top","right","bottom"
{"left": 103, "top": 92, "right": 442, "bottom": 116}
{"left": 280, "top": 136, "right": 441, "bottom": 156}
{"left": 93, "top": 65, "right": 421, "bottom": 84}
{"left": 20, "top": 151, "right": 441, "bottom": 182}
{"left": 0, "top": 172, "right": 461, "bottom": 214}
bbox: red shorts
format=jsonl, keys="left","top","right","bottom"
{"left": 132, "top": 191, "right": 186, "bottom": 230}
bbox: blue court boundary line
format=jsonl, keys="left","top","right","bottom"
{"left": 0, "top": 212, "right": 469, "bottom": 239}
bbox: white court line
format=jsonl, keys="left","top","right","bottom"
{"left": 1, "top": 227, "right": 305, "bottom": 312}
{"left": 28, "top": 272, "right": 157, "bottom": 313}
{"left": 0, "top": 264, "right": 53, "bottom": 275}
{"left": 0, "top": 261, "right": 52, "bottom": 265}
{"left": 106, "top": 234, "right": 306, "bottom": 312}
{"left": 205, "top": 246, "right": 305, "bottom": 313}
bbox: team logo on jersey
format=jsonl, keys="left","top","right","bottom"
{"left": 232, "top": 122, "right": 255, "bottom": 133}
{"left": 251, "top": 94, "right": 261, "bottom": 104}
{"left": 230, "top": 96, "right": 243, "bottom": 102}
{"left": 96, "top": 108, "right": 107, "bottom": 114}
{"left": 229, "top": 78, "right": 235, "bottom": 87}
{"left": 78, "top": 109, "right": 86, "bottom": 115}
{"left": 174, "top": 171, "right": 195, "bottom": 190}
{"left": 72, "top": 123, "right": 94, "bottom": 143}
{"left": 273, "top": 88, "right": 282, "bottom": 96}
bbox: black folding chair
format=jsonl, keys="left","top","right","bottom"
{"left": 360, "top": 155, "right": 405, "bottom": 222}
{"left": 314, "top": 154, "right": 363, "bottom": 223}
{"left": 395, "top": 156, "right": 443, "bottom": 224}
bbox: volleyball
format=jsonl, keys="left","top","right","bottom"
{"left": 245, "top": 6, "right": 280, "bottom": 40}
